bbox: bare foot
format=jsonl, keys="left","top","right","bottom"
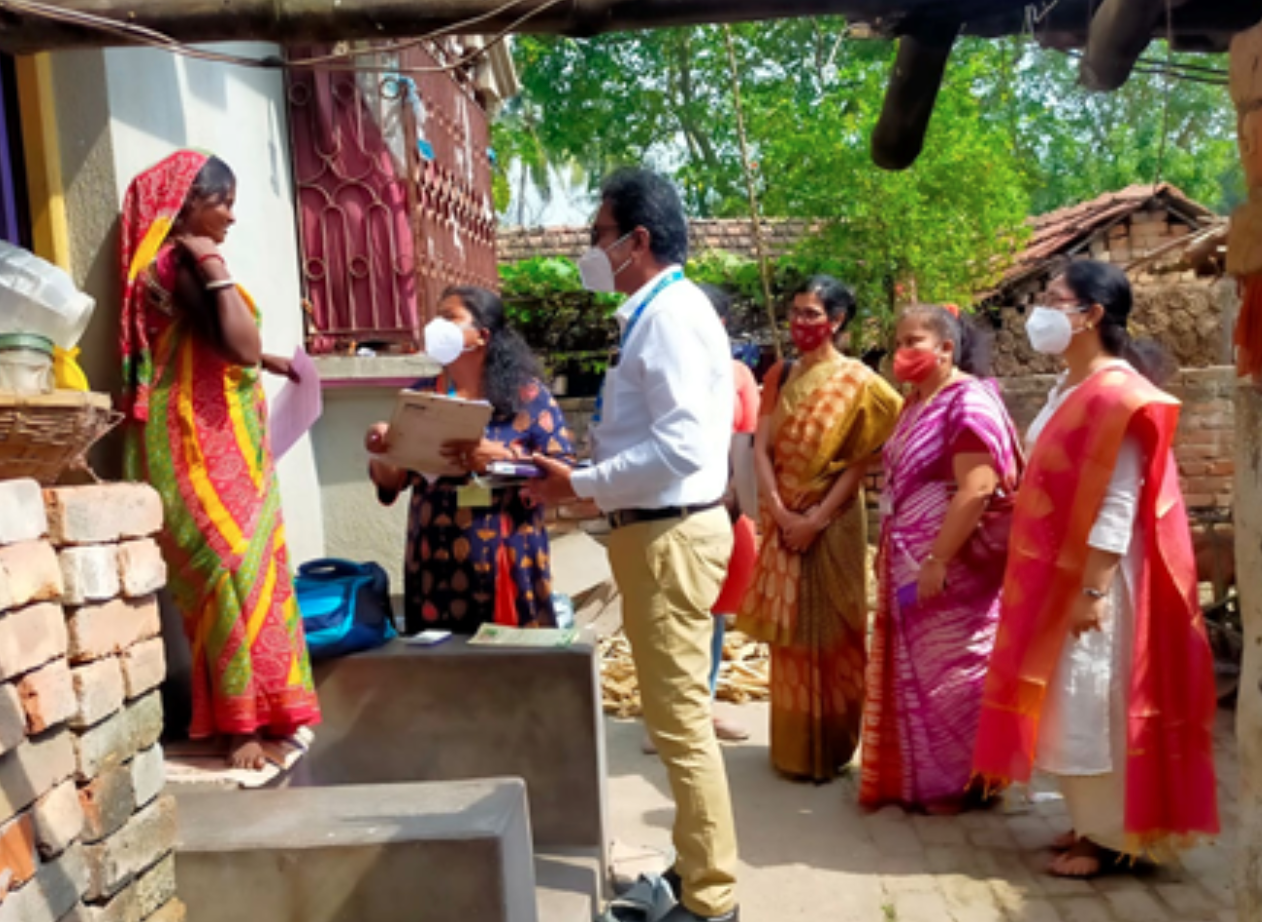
{"left": 228, "top": 734, "right": 268, "bottom": 771}
{"left": 713, "top": 715, "right": 749, "bottom": 742}
{"left": 1048, "top": 838, "right": 1106, "bottom": 878}
{"left": 1051, "top": 829, "right": 1078, "bottom": 851}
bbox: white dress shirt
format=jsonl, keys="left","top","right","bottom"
{"left": 571, "top": 266, "right": 735, "bottom": 513}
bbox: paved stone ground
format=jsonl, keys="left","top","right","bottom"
{"left": 606, "top": 702, "right": 1240, "bottom": 922}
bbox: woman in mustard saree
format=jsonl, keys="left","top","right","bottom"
{"left": 738, "top": 276, "right": 902, "bottom": 781}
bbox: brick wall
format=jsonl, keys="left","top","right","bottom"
{"left": 0, "top": 479, "right": 183, "bottom": 922}
{"left": 995, "top": 367, "right": 1235, "bottom": 512}
{"left": 991, "top": 276, "right": 1237, "bottom": 378}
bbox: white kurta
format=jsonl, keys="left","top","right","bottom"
{"left": 1025, "top": 361, "right": 1144, "bottom": 851}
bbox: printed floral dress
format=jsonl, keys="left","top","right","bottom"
{"left": 402, "top": 379, "right": 575, "bottom": 634}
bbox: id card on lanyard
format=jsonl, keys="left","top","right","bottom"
{"left": 591, "top": 269, "right": 684, "bottom": 426}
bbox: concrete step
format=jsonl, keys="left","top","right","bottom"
{"left": 288, "top": 636, "right": 607, "bottom": 860}
{"left": 535, "top": 849, "right": 603, "bottom": 922}
{"left": 174, "top": 780, "right": 538, "bottom": 922}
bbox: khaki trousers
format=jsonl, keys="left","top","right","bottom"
{"left": 608, "top": 508, "right": 738, "bottom": 917}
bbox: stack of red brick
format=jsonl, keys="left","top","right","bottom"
{"left": 0, "top": 479, "right": 183, "bottom": 922}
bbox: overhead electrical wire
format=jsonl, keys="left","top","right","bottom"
{"left": 0, "top": 0, "right": 570, "bottom": 74}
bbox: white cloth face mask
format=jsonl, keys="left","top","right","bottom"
{"left": 422, "top": 317, "right": 471, "bottom": 366}
{"left": 578, "top": 231, "right": 633, "bottom": 293}
{"left": 1026, "top": 305, "right": 1084, "bottom": 356}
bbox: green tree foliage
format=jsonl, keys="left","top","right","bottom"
{"left": 496, "top": 22, "right": 1239, "bottom": 341}
{"left": 502, "top": 21, "right": 1034, "bottom": 315}
{"left": 975, "top": 39, "right": 1241, "bottom": 215}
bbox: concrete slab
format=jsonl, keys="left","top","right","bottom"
{"left": 534, "top": 850, "right": 601, "bottom": 922}
{"left": 175, "top": 780, "right": 537, "bottom": 922}
{"left": 289, "top": 637, "right": 608, "bottom": 857}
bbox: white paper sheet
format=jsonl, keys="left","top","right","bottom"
{"left": 269, "top": 347, "right": 322, "bottom": 461}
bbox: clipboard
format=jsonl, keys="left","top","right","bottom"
{"left": 381, "top": 389, "right": 493, "bottom": 476}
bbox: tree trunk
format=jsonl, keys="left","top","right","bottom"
{"left": 721, "top": 25, "right": 780, "bottom": 361}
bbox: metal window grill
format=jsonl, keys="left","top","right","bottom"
{"left": 287, "top": 41, "right": 499, "bottom": 354}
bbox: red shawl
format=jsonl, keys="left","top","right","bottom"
{"left": 972, "top": 364, "right": 1219, "bottom": 853}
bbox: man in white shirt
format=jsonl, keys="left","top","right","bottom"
{"left": 530, "top": 169, "right": 739, "bottom": 922}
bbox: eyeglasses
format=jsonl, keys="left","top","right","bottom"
{"left": 788, "top": 306, "right": 828, "bottom": 322}
{"left": 589, "top": 224, "right": 621, "bottom": 247}
{"left": 1044, "top": 298, "right": 1087, "bottom": 312}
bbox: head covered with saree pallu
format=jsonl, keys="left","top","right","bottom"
{"left": 119, "top": 148, "right": 210, "bottom": 424}
{"left": 972, "top": 363, "right": 1218, "bottom": 855}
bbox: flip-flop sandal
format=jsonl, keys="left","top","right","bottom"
{"left": 595, "top": 875, "right": 677, "bottom": 922}
{"left": 1050, "top": 830, "right": 1078, "bottom": 851}
{"left": 1048, "top": 840, "right": 1121, "bottom": 879}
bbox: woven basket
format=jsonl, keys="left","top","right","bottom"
{"left": 0, "top": 390, "right": 122, "bottom": 485}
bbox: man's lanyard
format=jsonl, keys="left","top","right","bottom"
{"left": 592, "top": 269, "right": 684, "bottom": 426}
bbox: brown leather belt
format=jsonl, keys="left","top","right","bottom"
{"left": 606, "top": 500, "right": 722, "bottom": 531}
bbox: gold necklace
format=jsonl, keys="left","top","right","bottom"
{"left": 917, "top": 368, "right": 959, "bottom": 409}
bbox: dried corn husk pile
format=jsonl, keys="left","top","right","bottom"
{"left": 599, "top": 629, "right": 770, "bottom": 718}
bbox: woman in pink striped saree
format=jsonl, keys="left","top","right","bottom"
{"left": 861, "top": 305, "right": 1021, "bottom": 813}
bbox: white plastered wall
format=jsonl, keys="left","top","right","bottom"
{"left": 52, "top": 43, "right": 325, "bottom": 565}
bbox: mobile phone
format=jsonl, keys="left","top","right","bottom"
{"left": 404, "top": 630, "right": 452, "bottom": 646}
{"left": 487, "top": 461, "right": 544, "bottom": 479}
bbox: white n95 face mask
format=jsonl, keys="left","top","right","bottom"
{"left": 422, "top": 317, "right": 468, "bottom": 366}
{"left": 578, "top": 231, "right": 633, "bottom": 293}
{"left": 1025, "top": 306, "right": 1082, "bottom": 356}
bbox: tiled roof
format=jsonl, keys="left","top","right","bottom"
{"left": 498, "top": 218, "right": 822, "bottom": 263}
{"left": 994, "top": 183, "right": 1220, "bottom": 292}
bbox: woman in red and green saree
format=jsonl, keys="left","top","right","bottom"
{"left": 738, "top": 276, "right": 902, "bottom": 782}
{"left": 119, "top": 150, "right": 320, "bottom": 770}
{"left": 973, "top": 261, "right": 1218, "bottom": 877}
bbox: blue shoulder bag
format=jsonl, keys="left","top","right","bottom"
{"left": 295, "top": 559, "right": 398, "bottom": 660}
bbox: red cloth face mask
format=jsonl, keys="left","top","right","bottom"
{"left": 893, "top": 347, "right": 939, "bottom": 384}
{"left": 790, "top": 319, "right": 833, "bottom": 354}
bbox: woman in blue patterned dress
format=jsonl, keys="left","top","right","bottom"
{"left": 367, "top": 286, "right": 576, "bottom": 634}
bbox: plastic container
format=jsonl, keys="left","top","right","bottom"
{"left": 553, "top": 593, "right": 575, "bottom": 630}
{"left": 0, "top": 333, "right": 54, "bottom": 394}
{"left": 0, "top": 241, "right": 95, "bottom": 349}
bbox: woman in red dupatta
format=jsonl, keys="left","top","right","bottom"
{"left": 120, "top": 150, "right": 320, "bottom": 770}
{"left": 972, "top": 261, "right": 1217, "bottom": 876}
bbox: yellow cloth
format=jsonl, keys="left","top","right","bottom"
{"left": 53, "top": 347, "right": 88, "bottom": 391}
{"left": 608, "top": 507, "right": 737, "bottom": 917}
{"left": 739, "top": 354, "right": 902, "bottom": 646}
{"left": 738, "top": 354, "right": 901, "bottom": 781}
